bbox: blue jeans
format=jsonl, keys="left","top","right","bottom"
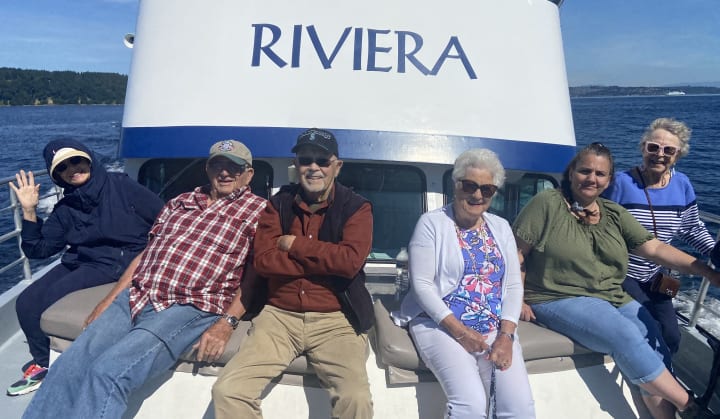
{"left": 623, "top": 277, "right": 681, "bottom": 354}
{"left": 16, "top": 263, "right": 115, "bottom": 367}
{"left": 531, "top": 297, "right": 669, "bottom": 384}
{"left": 23, "top": 289, "right": 218, "bottom": 419}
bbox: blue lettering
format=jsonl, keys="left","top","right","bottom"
{"left": 251, "top": 24, "right": 287, "bottom": 67}
{"left": 366, "top": 29, "right": 392, "bottom": 72}
{"left": 249, "top": 24, "right": 477, "bottom": 80}
{"left": 306, "top": 25, "right": 352, "bottom": 69}
{"left": 396, "top": 31, "right": 430, "bottom": 75}
{"left": 291, "top": 25, "right": 302, "bottom": 67}
{"left": 353, "top": 28, "right": 363, "bottom": 71}
{"left": 430, "top": 36, "right": 477, "bottom": 79}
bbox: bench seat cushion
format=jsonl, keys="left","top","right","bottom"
{"left": 372, "top": 299, "right": 609, "bottom": 384}
{"left": 40, "top": 283, "right": 315, "bottom": 380}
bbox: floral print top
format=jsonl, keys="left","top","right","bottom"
{"left": 442, "top": 222, "right": 505, "bottom": 336}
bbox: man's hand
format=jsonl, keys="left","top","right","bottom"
{"left": 192, "top": 319, "right": 234, "bottom": 363}
{"left": 277, "top": 235, "right": 296, "bottom": 252}
{"left": 84, "top": 297, "right": 114, "bottom": 328}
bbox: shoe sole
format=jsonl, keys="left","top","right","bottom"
{"left": 6, "top": 380, "right": 42, "bottom": 397}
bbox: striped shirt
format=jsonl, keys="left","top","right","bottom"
{"left": 602, "top": 169, "right": 715, "bottom": 283}
{"left": 129, "top": 185, "right": 266, "bottom": 318}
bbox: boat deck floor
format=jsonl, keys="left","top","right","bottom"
{"left": 1, "top": 322, "right": 719, "bottom": 418}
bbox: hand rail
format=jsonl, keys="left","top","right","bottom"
{"left": 686, "top": 211, "right": 720, "bottom": 328}
{"left": 0, "top": 170, "right": 63, "bottom": 283}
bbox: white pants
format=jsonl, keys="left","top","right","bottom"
{"left": 410, "top": 317, "right": 536, "bottom": 419}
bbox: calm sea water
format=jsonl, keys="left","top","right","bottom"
{"left": 0, "top": 96, "right": 719, "bottom": 294}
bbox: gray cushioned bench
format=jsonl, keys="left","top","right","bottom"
{"left": 371, "top": 300, "right": 609, "bottom": 385}
{"left": 40, "top": 283, "right": 319, "bottom": 386}
{"left": 40, "top": 284, "right": 609, "bottom": 388}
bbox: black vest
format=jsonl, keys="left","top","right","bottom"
{"left": 270, "top": 182, "right": 374, "bottom": 333}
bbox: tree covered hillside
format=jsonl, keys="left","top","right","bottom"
{"left": 0, "top": 67, "right": 127, "bottom": 106}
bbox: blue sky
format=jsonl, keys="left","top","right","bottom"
{"left": 1, "top": 0, "right": 718, "bottom": 86}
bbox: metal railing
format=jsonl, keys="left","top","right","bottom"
{"left": 0, "top": 170, "right": 62, "bottom": 282}
{"left": 686, "top": 210, "right": 720, "bottom": 328}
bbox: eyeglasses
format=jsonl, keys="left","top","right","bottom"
{"left": 458, "top": 180, "right": 498, "bottom": 198}
{"left": 297, "top": 156, "right": 336, "bottom": 168}
{"left": 55, "top": 156, "right": 87, "bottom": 173}
{"left": 207, "top": 160, "right": 246, "bottom": 174}
{"left": 644, "top": 142, "right": 678, "bottom": 156}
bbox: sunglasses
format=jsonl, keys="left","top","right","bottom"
{"left": 207, "top": 160, "right": 246, "bottom": 174}
{"left": 55, "top": 156, "right": 87, "bottom": 173}
{"left": 644, "top": 142, "right": 678, "bottom": 156}
{"left": 458, "top": 180, "right": 498, "bottom": 198}
{"left": 297, "top": 156, "right": 336, "bottom": 168}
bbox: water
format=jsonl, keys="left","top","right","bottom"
{"left": 0, "top": 97, "right": 719, "bottom": 294}
{"left": 0, "top": 105, "right": 124, "bottom": 293}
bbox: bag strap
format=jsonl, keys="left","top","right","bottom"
{"left": 635, "top": 166, "right": 658, "bottom": 238}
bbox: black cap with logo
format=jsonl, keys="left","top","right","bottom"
{"left": 291, "top": 128, "right": 339, "bottom": 157}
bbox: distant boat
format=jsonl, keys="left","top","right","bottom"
{"left": 667, "top": 90, "right": 687, "bottom": 96}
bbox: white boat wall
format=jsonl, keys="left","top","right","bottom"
{"left": 4, "top": 0, "right": 719, "bottom": 418}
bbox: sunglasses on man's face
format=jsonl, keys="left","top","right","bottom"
{"left": 296, "top": 156, "right": 336, "bottom": 168}
{"left": 207, "top": 160, "right": 245, "bottom": 175}
{"left": 458, "top": 180, "right": 498, "bottom": 198}
{"left": 55, "top": 156, "right": 87, "bottom": 174}
{"left": 645, "top": 142, "right": 678, "bottom": 156}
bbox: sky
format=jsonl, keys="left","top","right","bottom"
{"left": 1, "top": 0, "right": 719, "bottom": 87}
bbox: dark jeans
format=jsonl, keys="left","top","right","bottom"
{"left": 622, "top": 276, "right": 681, "bottom": 354}
{"left": 16, "top": 263, "right": 115, "bottom": 367}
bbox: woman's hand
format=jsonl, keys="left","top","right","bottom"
{"left": 9, "top": 170, "right": 40, "bottom": 222}
{"left": 520, "top": 302, "right": 536, "bottom": 321}
{"left": 456, "top": 327, "right": 490, "bottom": 354}
{"left": 488, "top": 333, "right": 514, "bottom": 371}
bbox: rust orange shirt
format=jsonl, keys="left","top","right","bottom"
{"left": 254, "top": 190, "right": 373, "bottom": 313}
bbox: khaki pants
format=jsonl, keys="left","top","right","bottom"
{"left": 213, "top": 305, "right": 373, "bottom": 419}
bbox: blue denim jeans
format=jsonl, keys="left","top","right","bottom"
{"left": 23, "top": 289, "right": 218, "bottom": 419}
{"left": 531, "top": 297, "right": 669, "bottom": 384}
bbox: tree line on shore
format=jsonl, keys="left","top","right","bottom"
{"left": 2, "top": 67, "right": 719, "bottom": 105}
{"left": 0, "top": 67, "right": 127, "bottom": 106}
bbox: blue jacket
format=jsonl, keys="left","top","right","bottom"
{"left": 20, "top": 139, "right": 164, "bottom": 278}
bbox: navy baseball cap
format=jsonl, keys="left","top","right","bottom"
{"left": 291, "top": 128, "right": 339, "bottom": 157}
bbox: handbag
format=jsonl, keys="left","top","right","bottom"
{"left": 649, "top": 271, "right": 681, "bottom": 298}
{"left": 636, "top": 167, "right": 681, "bottom": 298}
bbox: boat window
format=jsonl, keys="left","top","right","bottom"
{"left": 443, "top": 171, "right": 557, "bottom": 223}
{"left": 337, "top": 163, "right": 426, "bottom": 261}
{"left": 138, "top": 158, "right": 273, "bottom": 201}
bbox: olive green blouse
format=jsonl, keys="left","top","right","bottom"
{"left": 512, "top": 189, "right": 654, "bottom": 307}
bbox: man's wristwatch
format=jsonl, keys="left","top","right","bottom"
{"left": 221, "top": 313, "right": 240, "bottom": 330}
{"left": 498, "top": 331, "right": 515, "bottom": 342}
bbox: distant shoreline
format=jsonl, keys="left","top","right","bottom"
{"left": 570, "top": 85, "right": 720, "bottom": 98}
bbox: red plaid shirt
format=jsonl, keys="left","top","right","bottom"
{"left": 128, "top": 186, "right": 266, "bottom": 318}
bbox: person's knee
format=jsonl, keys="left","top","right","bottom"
{"left": 211, "top": 378, "right": 233, "bottom": 402}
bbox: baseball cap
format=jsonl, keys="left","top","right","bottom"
{"left": 291, "top": 128, "right": 339, "bottom": 157}
{"left": 208, "top": 140, "right": 252, "bottom": 166}
{"left": 50, "top": 148, "right": 92, "bottom": 176}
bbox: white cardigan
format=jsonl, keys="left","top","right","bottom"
{"left": 392, "top": 204, "right": 523, "bottom": 328}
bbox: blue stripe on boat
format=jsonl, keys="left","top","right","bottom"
{"left": 121, "top": 126, "right": 575, "bottom": 172}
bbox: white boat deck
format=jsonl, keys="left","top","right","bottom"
{"left": 2, "top": 331, "right": 34, "bottom": 419}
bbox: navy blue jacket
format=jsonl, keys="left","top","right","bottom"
{"left": 20, "top": 139, "right": 164, "bottom": 278}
